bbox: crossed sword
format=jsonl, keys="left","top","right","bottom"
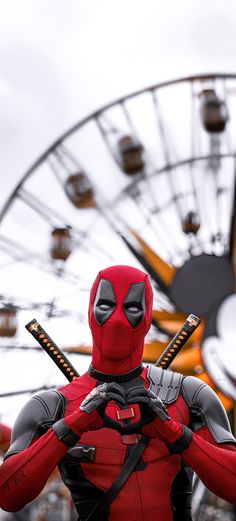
{"left": 25, "top": 314, "right": 201, "bottom": 382}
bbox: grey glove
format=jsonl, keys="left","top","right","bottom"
{"left": 126, "top": 386, "right": 170, "bottom": 421}
{"left": 80, "top": 382, "right": 127, "bottom": 432}
{"left": 120, "top": 386, "right": 170, "bottom": 434}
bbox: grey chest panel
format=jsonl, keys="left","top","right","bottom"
{"left": 147, "top": 365, "right": 183, "bottom": 404}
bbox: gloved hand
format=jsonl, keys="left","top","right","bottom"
{"left": 124, "top": 386, "right": 185, "bottom": 446}
{"left": 62, "top": 382, "right": 127, "bottom": 437}
{"left": 80, "top": 382, "right": 127, "bottom": 432}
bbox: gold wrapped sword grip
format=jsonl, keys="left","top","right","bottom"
{"left": 25, "top": 318, "right": 79, "bottom": 382}
{"left": 155, "top": 313, "right": 201, "bottom": 369}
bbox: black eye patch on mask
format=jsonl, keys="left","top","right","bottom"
{"left": 123, "top": 282, "right": 146, "bottom": 328}
{"left": 94, "top": 278, "right": 116, "bottom": 325}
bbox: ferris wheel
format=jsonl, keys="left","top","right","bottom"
{"left": 2, "top": 72, "right": 236, "bottom": 520}
{"left": 1, "top": 73, "right": 236, "bottom": 421}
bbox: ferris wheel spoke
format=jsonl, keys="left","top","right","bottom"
{"left": 18, "top": 182, "right": 114, "bottom": 263}
{"left": 18, "top": 187, "right": 73, "bottom": 228}
{"left": 95, "top": 114, "right": 123, "bottom": 169}
{"left": 151, "top": 89, "right": 173, "bottom": 166}
{"left": 0, "top": 233, "right": 92, "bottom": 290}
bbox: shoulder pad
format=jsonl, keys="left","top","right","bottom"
{"left": 4, "top": 390, "right": 65, "bottom": 459}
{"left": 181, "top": 376, "right": 236, "bottom": 445}
{"left": 147, "top": 365, "right": 183, "bottom": 404}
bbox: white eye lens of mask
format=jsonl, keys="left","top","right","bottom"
{"left": 127, "top": 306, "right": 139, "bottom": 312}
{"left": 99, "top": 303, "right": 111, "bottom": 310}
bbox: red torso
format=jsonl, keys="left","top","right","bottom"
{"left": 60, "top": 368, "right": 190, "bottom": 521}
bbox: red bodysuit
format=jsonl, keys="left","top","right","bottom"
{"left": 0, "top": 265, "right": 236, "bottom": 521}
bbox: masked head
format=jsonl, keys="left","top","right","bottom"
{"left": 88, "top": 265, "right": 153, "bottom": 375}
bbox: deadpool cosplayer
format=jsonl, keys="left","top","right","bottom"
{"left": 1, "top": 265, "right": 236, "bottom": 521}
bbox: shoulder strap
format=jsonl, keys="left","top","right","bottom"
{"left": 85, "top": 436, "right": 149, "bottom": 521}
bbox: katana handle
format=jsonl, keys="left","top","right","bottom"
{"left": 25, "top": 318, "right": 79, "bottom": 382}
{"left": 155, "top": 314, "right": 201, "bottom": 369}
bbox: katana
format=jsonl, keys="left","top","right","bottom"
{"left": 25, "top": 314, "right": 200, "bottom": 382}
{"left": 25, "top": 318, "right": 79, "bottom": 382}
{"left": 156, "top": 313, "right": 201, "bottom": 369}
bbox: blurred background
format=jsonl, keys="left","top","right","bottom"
{"left": 1, "top": 0, "right": 236, "bottom": 519}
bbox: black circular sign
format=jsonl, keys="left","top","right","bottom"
{"left": 170, "top": 254, "right": 234, "bottom": 316}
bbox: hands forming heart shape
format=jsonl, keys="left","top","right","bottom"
{"left": 80, "top": 382, "right": 170, "bottom": 434}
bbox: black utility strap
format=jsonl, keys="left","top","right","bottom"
{"left": 85, "top": 435, "right": 149, "bottom": 521}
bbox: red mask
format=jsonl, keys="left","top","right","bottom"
{"left": 88, "top": 265, "right": 153, "bottom": 375}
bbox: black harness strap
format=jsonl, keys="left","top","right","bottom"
{"left": 84, "top": 436, "right": 149, "bottom": 521}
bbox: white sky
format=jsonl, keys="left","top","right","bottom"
{"left": 1, "top": 0, "right": 236, "bottom": 208}
{"left": 1, "top": 0, "right": 236, "bottom": 426}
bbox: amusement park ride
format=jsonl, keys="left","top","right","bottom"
{"left": 1, "top": 73, "right": 236, "bottom": 519}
